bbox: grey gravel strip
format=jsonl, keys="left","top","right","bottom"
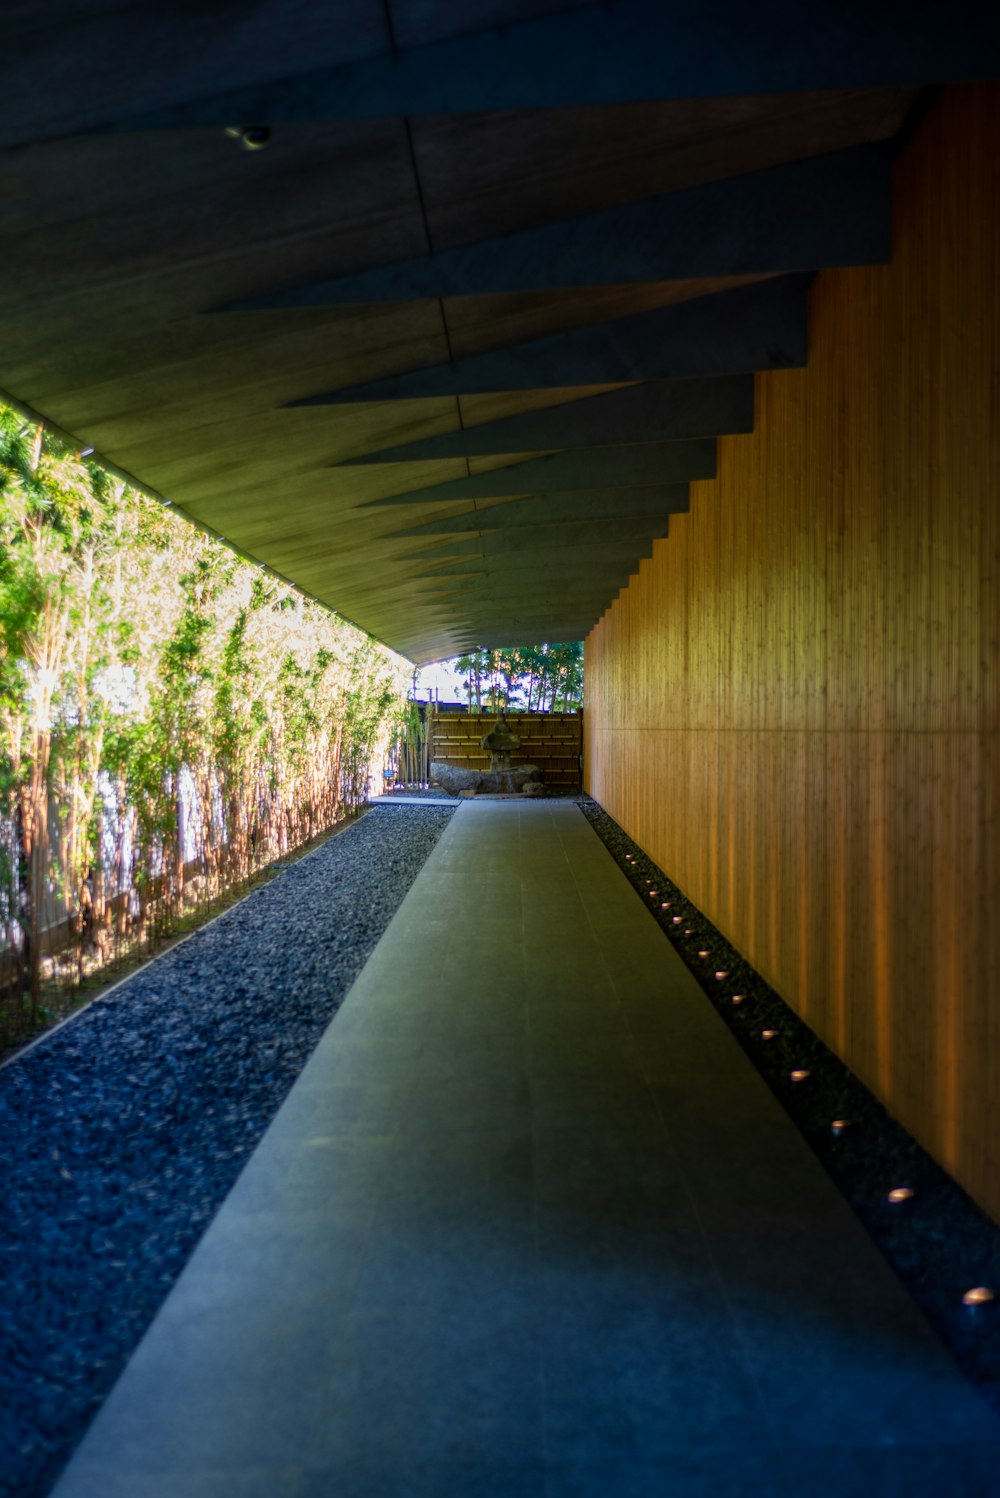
{"left": 0, "top": 803, "right": 456, "bottom": 1498}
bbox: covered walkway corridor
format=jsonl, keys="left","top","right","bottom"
{"left": 4, "top": 7, "right": 1000, "bottom": 1496}
{"left": 51, "top": 802, "right": 1000, "bottom": 1498}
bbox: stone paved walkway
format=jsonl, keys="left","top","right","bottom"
{"left": 50, "top": 801, "right": 1000, "bottom": 1497}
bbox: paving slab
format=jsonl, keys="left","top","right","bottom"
{"left": 50, "top": 802, "right": 1000, "bottom": 1498}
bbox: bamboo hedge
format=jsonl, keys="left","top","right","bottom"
{"left": 0, "top": 405, "right": 412, "bottom": 1048}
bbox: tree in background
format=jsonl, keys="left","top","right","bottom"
{"left": 454, "top": 649, "right": 486, "bottom": 711}
{"left": 538, "top": 642, "right": 584, "bottom": 712}
{"left": 451, "top": 643, "right": 582, "bottom": 713}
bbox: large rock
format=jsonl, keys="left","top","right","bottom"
{"left": 430, "top": 761, "right": 542, "bottom": 796}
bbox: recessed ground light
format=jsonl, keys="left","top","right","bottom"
{"left": 649, "top": 890, "right": 658, "bottom": 897}
{"left": 887, "top": 1187, "right": 915, "bottom": 1203}
{"left": 962, "top": 1287, "right": 995, "bottom": 1306}
{"left": 698, "top": 949, "right": 710, "bottom": 958}
{"left": 661, "top": 902, "right": 671, "bottom": 909}
{"left": 731, "top": 994, "right": 746, "bottom": 1006}
{"left": 830, "top": 1119, "right": 850, "bottom": 1135}
{"left": 684, "top": 928, "right": 694, "bottom": 936}
{"left": 761, "top": 1028, "right": 778, "bottom": 1039}
{"left": 714, "top": 970, "right": 728, "bottom": 980}
{"left": 790, "top": 1069, "right": 810, "bottom": 1082}
{"left": 672, "top": 916, "right": 682, "bottom": 925}
{"left": 226, "top": 124, "right": 272, "bottom": 150}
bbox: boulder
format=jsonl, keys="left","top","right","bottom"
{"left": 521, "top": 781, "right": 546, "bottom": 797}
{"left": 430, "top": 760, "right": 543, "bottom": 796}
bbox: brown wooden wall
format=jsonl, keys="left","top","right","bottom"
{"left": 431, "top": 713, "right": 582, "bottom": 788}
{"left": 585, "top": 85, "right": 1000, "bottom": 1220}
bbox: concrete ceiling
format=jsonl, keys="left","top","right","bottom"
{"left": 2, "top": 2, "right": 998, "bottom": 661}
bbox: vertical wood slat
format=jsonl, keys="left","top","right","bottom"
{"left": 584, "top": 84, "right": 1000, "bottom": 1221}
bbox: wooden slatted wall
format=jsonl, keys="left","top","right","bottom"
{"left": 431, "top": 713, "right": 582, "bottom": 789}
{"left": 585, "top": 84, "right": 1000, "bottom": 1220}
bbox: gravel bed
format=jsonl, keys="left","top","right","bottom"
{"left": 0, "top": 803, "right": 456, "bottom": 1498}
{"left": 578, "top": 796, "right": 1000, "bottom": 1417}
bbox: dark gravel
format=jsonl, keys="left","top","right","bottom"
{"left": 0, "top": 803, "right": 455, "bottom": 1498}
{"left": 578, "top": 795, "right": 1000, "bottom": 1419}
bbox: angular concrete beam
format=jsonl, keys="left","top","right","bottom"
{"left": 408, "top": 533, "right": 661, "bottom": 564}
{"left": 467, "top": 594, "right": 615, "bottom": 605}
{"left": 231, "top": 148, "right": 888, "bottom": 310}
{"left": 469, "top": 600, "right": 611, "bottom": 611}
{"left": 465, "top": 624, "right": 606, "bottom": 640}
{"left": 294, "top": 276, "right": 809, "bottom": 404}
{"left": 359, "top": 441, "right": 714, "bottom": 508}
{"left": 404, "top": 516, "right": 670, "bottom": 560}
{"left": 463, "top": 594, "right": 621, "bottom": 611}
{"left": 462, "top": 607, "right": 608, "bottom": 622}
{"left": 117, "top": 1, "right": 1000, "bottom": 131}
{"left": 460, "top": 617, "right": 613, "bottom": 635}
{"left": 423, "top": 606, "right": 624, "bottom": 632}
{"left": 342, "top": 379, "right": 752, "bottom": 465}
{"left": 468, "top": 618, "right": 597, "bottom": 629}
{"left": 459, "top": 604, "right": 627, "bottom": 627}
{"left": 420, "top": 552, "right": 648, "bottom": 578}
{"left": 388, "top": 486, "right": 690, "bottom": 537}
{"left": 413, "top": 577, "right": 634, "bottom": 604}
{"left": 406, "top": 555, "right": 622, "bottom": 576}
{"left": 431, "top": 573, "right": 645, "bottom": 594}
